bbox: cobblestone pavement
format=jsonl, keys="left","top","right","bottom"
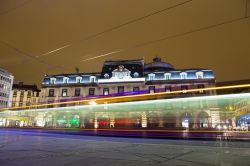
{"left": 0, "top": 129, "right": 250, "bottom": 166}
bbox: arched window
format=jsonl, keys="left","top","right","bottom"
{"left": 196, "top": 71, "right": 204, "bottom": 79}
{"left": 76, "top": 77, "right": 82, "bottom": 83}
{"left": 90, "top": 76, "right": 96, "bottom": 83}
{"left": 164, "top": 73, "right": 171, "bottom": 80}
{"left": 180, "top": 72, "right": 187, "bottom": 79}
{"left": 63, "top": 77, "right": 69, "bottom": 84}
{"left": 50, "top": 78, "right": 56, "bottom": 84}
{"left": 148, "top": 73, "right": 155, "bottom": 81}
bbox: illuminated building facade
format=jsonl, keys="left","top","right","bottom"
{"left": 40, "top": 57, "right": 216, "bottom": 102}
{"left": 10, "top": 82, "right": 40, "bottom": 107}
{"left": 216, "top": 79, "right": 250, "bottom": 130}
{"left": 0, "top": 68, "right": 14, "bottom": 108}
{"left": 32, "top": 57, "right": 220, "bottom": 129}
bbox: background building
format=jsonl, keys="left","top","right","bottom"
{"left": 0, "top": 67, "right": 14, "bottom": 108}
{"left": 11, "top": 82, "right": 40, "bottom": 107}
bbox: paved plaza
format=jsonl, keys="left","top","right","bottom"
{"left": 0, "top": 129, "right": 250, "bottom": 166}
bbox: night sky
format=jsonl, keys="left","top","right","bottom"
{"left": 0, "top": 0, "right": 249, "bottom": 86}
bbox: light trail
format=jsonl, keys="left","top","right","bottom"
{"left": 1, "top": 84, "right": 250, "bottom": 111}
{"left": 81, "top": 15, "right": 250, "bottom": 61}
{"left": 81, "top": 50, "right": 122, "bottom": 62}
{"left": 37, "top": 44, "right": 73, "bottom": 58}
{"left": 36, "top": 0, "right": 192, "bottom": 58}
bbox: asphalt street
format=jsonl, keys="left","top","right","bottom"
{"left": 0, "top": 129, "right": 250, "bottom": 166}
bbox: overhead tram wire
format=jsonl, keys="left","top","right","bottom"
{"left": 0, "top": 0, "right": 33, "bottom": 16}
{"left": 82, "top": 15, "right": 250, "bottom": 62}
{"left": 0, "top": 40, "right": 66, "bottom": 70}
{"left": 37, "top": 0, "right": 193, "bottom": 58}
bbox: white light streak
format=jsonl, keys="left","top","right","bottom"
{"left": 37, "top": 44, "right": 73, "bottom": 58}
{"left": 81, "top": 50, "right": 122, "bottom": 62}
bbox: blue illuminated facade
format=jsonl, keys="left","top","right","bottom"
{"left": 42, "top": 57, "right": 215, "bottom": 85}
{"left": 40, "top": 57, "right": 216, "bottom": 103}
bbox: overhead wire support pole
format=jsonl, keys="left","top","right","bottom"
{"left": 246, "top": 0, "right": 249, "bottom": 18}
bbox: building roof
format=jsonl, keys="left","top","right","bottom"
{"left": 45, "top": 72, "right": 101, "bottom": 78}
{"left": 144, "top": 57, "right": 174, "bottom": 72}
{"left": 13, "top": 82, "right": 39, "bottom": 91}
{"left": 0, "top": 67, "right": 13, "bottom": 76}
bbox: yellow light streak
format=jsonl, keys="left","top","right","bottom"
{"left": 1, "top": 84, "right": 250, "bottom": 111}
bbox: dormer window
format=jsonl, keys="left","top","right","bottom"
{"left": 63, "top": 77, "right": 69, "bottom": 84}
{"left": 104, "top": 73, "right": 110, "bottom": 79}
{"left": 133, "top": 72, "right": 139, "bottom": 78}
{"left": 90, "top": 76, "right": 96, "bottom": 83}
{"left": 50, "top": 78, "right": 56, "bottom": 84}
{"left": 148, "top": 73, "right": 155, "bottom": 81}
{"left": 164, "top": 73, "right": 171, "bottom": 80}
{"left": 180, "top": 72, "right": 187, "bottom": 79}
{"left": 76, "top": 77, "right": 82, "bottom": 83}
{"left": 196, "top": 71, "right": 204, "bottom": 79}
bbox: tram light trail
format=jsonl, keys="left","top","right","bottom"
{"left": 1, "top": 92, "right": 250, "bottom": 140}
{"left": 1, "top": 83, "right": 250, "bottom": 111}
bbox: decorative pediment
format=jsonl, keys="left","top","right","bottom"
{"left": 111, "top": 65, "right": 131, "bottom": 79}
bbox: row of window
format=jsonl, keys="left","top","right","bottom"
{"left": 48, "top": 84, "right": 205, "bottom": 97}
{"left": 50, "top": 76, "right": 96, "bottom": 84}
{"left": 148, "top": 71, "right": 204, "bottom": 81}
{"left": 12, "top": 96, "right": 32, "bottom": 102}
{"left": 0, "top": 100, "right": 8, "bottom": 106}
{"left": 11, "top": 102, "right": 33, "bottom": 107}
{"left": 0, "top": 92, "right": 8, "bottom": 98}
{"left": 13, "top": 90, "right": 32, "bottom": 97}
{"left": 0, "top": 84, "right": 10, "bottom": 91}
{"left": 0, "top": 76, "right": 12, "bottom": 83}
{"left": 48, "top": 72, "right": 205, "bottom": 84}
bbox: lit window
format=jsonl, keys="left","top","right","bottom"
{"left": 180, "top": 72, "right": 187, "bottom": 79}
{"left": 90, "top": 76, "right": 96, "bottom": 83}
{"left": 50, "top": 78, "right": 56, "bottom": 84}
{"left": 196, "top": 71, "right": 204, "bottom": 79}
{"left": 62, "top": 89, "right": 67, "bottom": 97}
{"left": 148, "top": 73, "right": 155, "bottom": 81}
{"left": 164, "top": 73, "right": 171, "bottom": 80}
{"left": 103, "top": 88, "right": 109, "bottom": 95}
{"left": 63, "top": 77, "right": 69, "bottom": 84}
{"left": 76, "top": 77, "right": 82, "bottom": 83}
